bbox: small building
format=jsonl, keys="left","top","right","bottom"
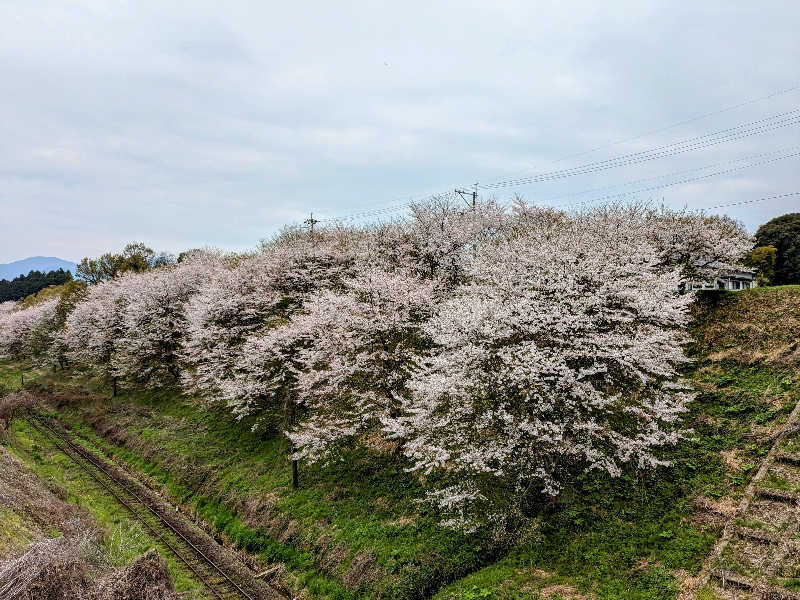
{"left": 684, "top": 266, "right": 756, "bottom": 291}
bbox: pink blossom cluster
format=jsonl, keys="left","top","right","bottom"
{"left": 0, "top": 200, "right": 752, "bottom": 528}
{"left": 0, "top": 298, "right": 58, "bottom": 362}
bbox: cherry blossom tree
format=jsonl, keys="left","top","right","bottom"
{"left": 286, "top": 266, "right": 437, "bottom": 463}
{"left": 216, "top": 227, "right": 365, "bottom": 486}
{"left": 222, "top": 202, "right": 503, "bottom": 484}
{"left": 400, "top": 196, "right": 506, "bottom": 287}
{"left": 643, "top": 205, "right": 751, "bottom": 281}
{"left": 62, "top": 278, "right": 127, "bottom": 393}
{"left": 181, "top": 254, "right": 280, "bottom": 396}
{"left": 180, "top": 227, "right": 358, "bottom": 398}
{"left": 0, "top": 298, "right": 59, "bottom": 362}
{"left": 513, "top": 201, "right": 752, "bottom": 282}
{"left": 185, "top": 224, "right": 362, "bottom": 394}
{"left": 112, "top": 260, "right": 212, "bottom": 389}
{"left": 389, "top": 205, "right": 698, "bottom": 530}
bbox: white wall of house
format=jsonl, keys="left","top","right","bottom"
{"left": 685, "top": 278, "right": 756, "bottom": 291}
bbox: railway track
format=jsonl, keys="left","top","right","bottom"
{"left": 25, "top": 413, "right": 270, "bottom": 600}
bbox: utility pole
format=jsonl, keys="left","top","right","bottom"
{"left": 455, "top": 183, "right": 478, "bottom": 210}
{"left": 304, "top": 212, "right": 319, "bottom": 236}
{"left": 304, "top": 212, "right": 319, "bottom": 249}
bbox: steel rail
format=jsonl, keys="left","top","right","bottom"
{"left": 24, "top": 416, "right": 224, "bottom": 599}
{"left": 26, "top": 413, "right": 255, "bottom": 600}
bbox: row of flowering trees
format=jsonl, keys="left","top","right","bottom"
{"left": 0, "top": 199, "right": 752, "bottom": 529}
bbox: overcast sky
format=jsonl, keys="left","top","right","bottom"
{"left": 1, "top": 1, "right": 798, "bottom": 263}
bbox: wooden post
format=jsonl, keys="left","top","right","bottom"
{"left": 291, "top": 451, "right": 299, "bottom": 490}
{"left": 286, "top": 388, "right": 299, "bottom": 489}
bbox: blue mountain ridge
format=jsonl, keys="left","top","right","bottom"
{"left": 0, "top": 256, "right": 78, "bottom": 280}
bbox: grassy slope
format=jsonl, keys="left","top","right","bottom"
{"left": 2, "top": 285, "right": 798, "bottom": 599}
{"left": 0, "top": 445, "right": 65, "bottom": 558}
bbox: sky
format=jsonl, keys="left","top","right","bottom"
{"left": 0, "top": 1, "right": 798, "bottom": 263}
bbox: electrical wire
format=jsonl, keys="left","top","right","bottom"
{"left": 539, "top": 145, "right": 800, "bottom": 204}
{"left": 474, "top": 82, "right": 800, "bottom": 185}
{"left": 551, "top": 149, "right": 800, "bottom": 209}
{"left": 706, "top": 191, "right": 800, "bottom": 210}
{"left": 321, "top": 146, "right": 799, "bottom": 223}
{"left": 478, "top": 109, "right": 800, "bottom": 189}
{"left": 315, "top": 84, "right": 800, "bottom": 223}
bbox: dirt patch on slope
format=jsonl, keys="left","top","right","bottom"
{"left": 691, "top": 287, "right": 800, "bottom": 365}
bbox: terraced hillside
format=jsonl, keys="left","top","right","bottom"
{"left": 2, "top": 285, "right": 799, "bottom": 599}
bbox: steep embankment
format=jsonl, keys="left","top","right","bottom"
{"left": 3, "top": 286, "right": 799, "bottom": 600}
{"left": 0, "top": 437, "right": 182, "bottom": 599}
{"left": 691, "top": 285, "right": 800, "bottom": 365}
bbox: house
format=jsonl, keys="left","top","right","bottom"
{"left": 683, "top": 264, "right": 757, "bottom": 291}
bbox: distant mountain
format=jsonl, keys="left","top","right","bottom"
{"left": 0, "top": 256, "right": 78, "bottom": 281}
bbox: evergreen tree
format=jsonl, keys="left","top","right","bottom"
{"left": 0, "top": 269, "right": 73, "bottom": 302}
{"left": 754, "top": 213, "right": 800, "bottom": 285}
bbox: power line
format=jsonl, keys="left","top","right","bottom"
{"left": 706, "top": 191, "right": 800, "bottom": 210}
{"left": 320, "top": 110, "right": 800, "bottom": 222}
{"left": 551, "top": 149, "right": 800, "bottom": 210}
{"left": 318, "top": 191, "right": 458, "bottom": 223}
{"left": 475, "top": 82, "right": 800, "bottom": 185}
{"left": 538, "top": 145, "right": 800, "bottom": 204}
{"left": 478, "top": 109, "right": 800, "bottom": 189}
{"left": 320, "top": 116, "right": 800, "bottom": 223}
{"left": 315, "top": 85, "right": 800, "bottom": 223}
{"left": 321, "top": 154, "right": 799, "bottom": 222}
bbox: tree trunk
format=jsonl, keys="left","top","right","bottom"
{"left": 286, "top": 388, "right": 299, "bottom": 489}
{"left": 112, "top": 376, "right": 118, "bottom": 398}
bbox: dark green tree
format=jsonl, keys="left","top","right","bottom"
{"left": 754, "top": 213, "right": 800, "bottom": 285}
{"left": 0, "top": 268, "right": 72, "bottom": 302}
{"left": 742, "top": 245, "right": 777, "bottom": 286}
{"left": 76, "top": 242, "right": 174, "bottom": 284}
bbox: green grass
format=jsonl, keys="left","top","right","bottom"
{"left": 0, "top": 359, "right": 31, "bottom": 390}
{"left": 7, "top": 416, "right": 211, "bottom": 599}
{"left": 717, "top": 542, "right": 763, "bottom": 579}
{"left": 0, "top": 507, "right": 40, "bottom": 556}
{"left": 694, "top": 587, "right": 723, "bottom": 600}
{"left": 736, "top": 517, "right": 769, "bottom": 531}
{"left": 759, "top": 468, "right": 800, "bottom": 492}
